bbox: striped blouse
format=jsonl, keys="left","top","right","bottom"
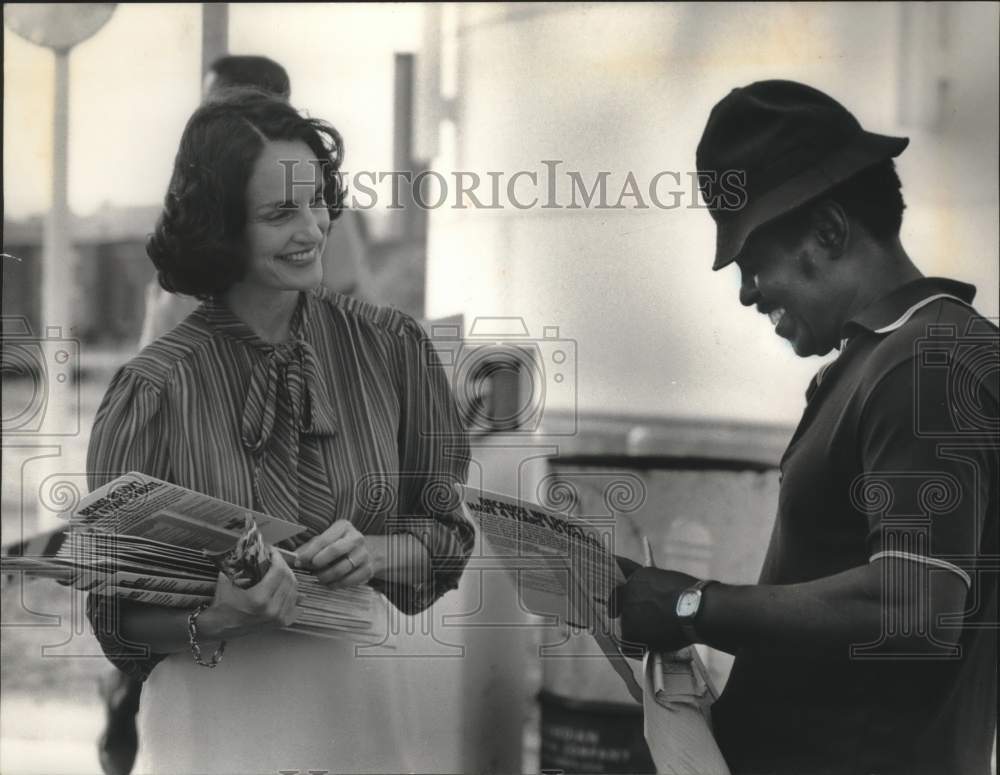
{"left": 86, "top": 288, "right": 473, "bottom": 680}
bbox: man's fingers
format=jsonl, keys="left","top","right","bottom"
{"left": 607, "top": 584, "right": 625, "bottom": 619}
{"left": 615, "top": 555, "right": 642, "bottom": 580}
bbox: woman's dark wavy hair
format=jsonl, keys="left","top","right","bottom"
{"left": 147, "top": 88, "right": 346, "bottom": 299}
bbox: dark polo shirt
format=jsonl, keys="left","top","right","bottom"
{"left": 712, "top": 278, "right": 998, "bottom": 775}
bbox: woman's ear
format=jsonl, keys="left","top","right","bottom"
{"left": 809, "top": 200, "right": 849, "bottom": 258}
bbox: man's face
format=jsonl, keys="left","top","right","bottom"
{"left": 733, "top": 222, "right": 843, "bottom": 357}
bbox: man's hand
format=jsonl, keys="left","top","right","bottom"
{"left": 609, "top": 567, "right": 702, "bottom": 653}
{"left": 615, "top": 555, "right": 642, "bottom": 580}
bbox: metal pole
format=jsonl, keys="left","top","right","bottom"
{"left": 392, "top": 53, "right": 416, "bottom": 241}
{"left": 201, "top": 3, "right": 228, "bottom": 77}
{"left": 43, "top": 47, "right": 73, "bottom": 333}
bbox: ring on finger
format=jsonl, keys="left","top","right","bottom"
{"left": 346, "top": 554, "right": 358, "bottom": 571}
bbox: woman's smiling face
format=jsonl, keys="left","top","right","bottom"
{"left": 239, "top": 138, "right": 330, "bottom": 295}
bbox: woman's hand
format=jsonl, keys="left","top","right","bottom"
{"left": 198, "top": 547, "right": 299, "bottom": 641}
{"left": 294, "top": 520, "right": 376, "bottom": 588}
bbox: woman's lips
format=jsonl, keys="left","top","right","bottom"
{"left": 276, "top": 246, "right": 319, "bottom": 266}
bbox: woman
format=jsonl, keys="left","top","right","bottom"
{"left": 136, "top": 55, "right": 377, "bottom": 350}
{"left": 86, "top": 89, "right": 473, "bottom": 773}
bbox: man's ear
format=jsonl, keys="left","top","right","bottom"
{"left": 808, "top": 200, "right": 849, "bottom": 258}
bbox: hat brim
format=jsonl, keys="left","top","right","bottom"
{"left": 711, "top": 131, "right": 909, "bottom": 271}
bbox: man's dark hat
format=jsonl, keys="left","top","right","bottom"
{"left": 697, "top": 80, "right": 909, "bottom": 270}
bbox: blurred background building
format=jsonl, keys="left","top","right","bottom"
{"left": 3, "top": 3, "right": 997, "bottom": 773}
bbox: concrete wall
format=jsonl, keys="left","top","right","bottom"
{"left": 422, "top": 2, "right": 999, "bottom": 427}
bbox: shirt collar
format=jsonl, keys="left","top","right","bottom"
{"left": 839, "top": 277, "right": 976, "bottom": 347}
{"left": 200, "top": 291, "right": 311, "bottom": 349}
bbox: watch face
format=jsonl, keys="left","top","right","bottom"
{"left": 676, "top": 590, "right": 701, "bottom": 619}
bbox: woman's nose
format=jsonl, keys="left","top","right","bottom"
{"left": 300, "top": 206, "right": 328, "bottom": 241}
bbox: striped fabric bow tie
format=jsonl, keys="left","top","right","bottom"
{"left": 240, "top": 339, "right": 339, "bottom": 526}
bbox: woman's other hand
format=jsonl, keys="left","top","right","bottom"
{"left": 199, "top": 547, "right": 299, "bottom": 640}
{"left": 293, "top": 520, "right": 375, "bottom": 588}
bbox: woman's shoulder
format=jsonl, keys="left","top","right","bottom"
{"left": 308, "top": 287, "right": 422, "bottom": 339}
{"left": 124, "top": 313, "right": 217, "bottom": 389}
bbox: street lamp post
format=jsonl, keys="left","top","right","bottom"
{"left": 4, "top": 3, "right": 117, "bottom": 335}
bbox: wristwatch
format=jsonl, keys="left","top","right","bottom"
{"left": 675, "top": 579, "right": 714, "bottom": 643}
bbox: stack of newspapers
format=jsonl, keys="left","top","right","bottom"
{"left": 1, "top": 472, "right": 386, "bottom": 644}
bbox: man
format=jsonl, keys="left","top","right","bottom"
{"left": 99, "top": 54, "right": 376, "bottom": 775}
{"left": 137, "top": 54, "right": 374, "bottom": 348}
{"left": 614, "top": 80, "right": 998, "bottom": 774}
{"left": 201, "top": 53, "right": 291, "bottom": 99}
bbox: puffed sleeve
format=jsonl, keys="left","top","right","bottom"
{"left": 85, "top": 366, "right": 171, "bottom": 682}
{"left": 377, "top": 315, "right": 474, "bottom": 614}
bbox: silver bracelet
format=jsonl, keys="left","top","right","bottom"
{"left": 187, "top": 603, "right": 226, "bottom": 668}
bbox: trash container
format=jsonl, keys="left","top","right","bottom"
{"left": 539, "top": 688, "right": 654, "bottom": 773}
{"left": 536, "top": 413, "right": 786, "bottom": 772}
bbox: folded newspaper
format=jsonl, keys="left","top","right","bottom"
{"left": 458, "top": 484, "right": 643, "bottom": 702}
{"left": 643, "top": 648, "right": 730, "bottom": 775}
{"left": 2, "top": 472, "right": 386, "bottom": 644}
{"left": 460, "top": 484, "right": 733, "bottom": 773}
